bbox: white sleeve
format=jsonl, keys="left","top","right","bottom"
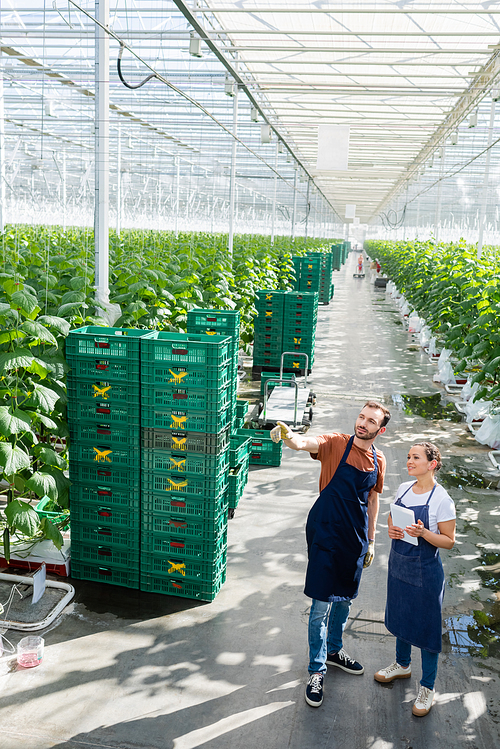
{"left": 434, "top": 487, "right": 456, "bottom": 524}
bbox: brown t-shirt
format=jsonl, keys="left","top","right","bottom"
{"left": 311, "top": 433, "right": 385, "bottom": 494}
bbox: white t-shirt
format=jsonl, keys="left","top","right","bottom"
{"left": 393, "top": 480, "right": 456, "bottom": 534}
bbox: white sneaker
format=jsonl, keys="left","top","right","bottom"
{"left": 412, "top": 685, "right": 435, "bottom": 716}
{"left": 374, "top": 661, "right": 411, "bottom": 683}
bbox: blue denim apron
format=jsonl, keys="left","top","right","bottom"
{"left": 304, "top": 435, "right": 378, "bottom": 602}
{"left": 385, "top": 482, "right": 444, "bottom": 653}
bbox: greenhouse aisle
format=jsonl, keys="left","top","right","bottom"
{"left": 1, "top": 252, "right": 499, "bottom": 749}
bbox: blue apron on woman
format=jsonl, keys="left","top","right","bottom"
{"left": 385, "top": 483, "right": 444, "bottom": 654}
{"left": 304, "top": 436, "right": 378, "bottom": 602}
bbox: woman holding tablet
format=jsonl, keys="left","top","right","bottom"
{"left": 374, "top": 442, "right": 456, "bottom": 717}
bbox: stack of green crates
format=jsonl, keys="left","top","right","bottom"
{"left": 228, "top": 431, "right": 251, "bottom": 509}
{"left": 66, "top": 326, "right": 148, "bottom": 589}
{"left": 253, "top": 290, "right": 286, "bottom": 369}
{"left": 282, "top": 292, "right": 318, "bottom": 371}
{"left": 139, "top": 331, "right": 232, "bottom": 601}
{"left": 186, "top": 308, "right": 240, "bottom": 429}
{"left": 331, "top": 243, "right": 342, "bottom": 271}
{"left": 302, "top": 252, "right": 334, "bottom": 304}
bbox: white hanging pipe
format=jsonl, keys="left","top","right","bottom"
{"left": 158, "top": 177, "right": 161, "bottom": 231}
{"left": 94, "top": 0, "right": 110, "bottom": 307}
{"left": 116, "top": 127, "right": 121, "bottom": 235}
{"left": 211, "top": 173, "right": 216, "bottom": 234}
{"left": 228, "top": 76, "right": 239, "bottom": 258}
{"left": 434, "top": 144, "right": 446, "bottom": 243}
{"left": 0, "top": 52, "right": 5, "bottom": 234}
{"left": 477, "top": 98, "right": 496, "bottom": 260}
{"left": 62, "top": 150, "right": 67, "bottom": 230}
{"left": 304, "top": 178, "right": 311, "bottom": 244}
{"left": 271, "top": 141, "right": 278, "bottom": 245}
{"left": 175, "top": 156, "right": 180, "bottom": 236}
{"left": 291, "top": 168, "right": 298, "bottom": 241}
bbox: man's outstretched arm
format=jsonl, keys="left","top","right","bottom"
{"left": 271, "top": 421, "right": 319, "bottom": 453}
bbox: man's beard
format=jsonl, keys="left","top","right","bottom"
{"left": 355, "top": 425, "right": 379, "bottom": 441}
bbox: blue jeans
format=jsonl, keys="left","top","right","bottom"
{"left": 308, "top": 598, "right": 351, "bottom": 675}
{"left": 396, "top": 638, "right": 439, "bottom": 690}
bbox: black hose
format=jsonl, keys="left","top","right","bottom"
{"left": 117, "top": 43, "right": 157, "bottom": 89}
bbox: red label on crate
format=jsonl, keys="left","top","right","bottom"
{"left": 95, "top": 341, "right": 110, "bottom": 349}
{"left": 97, "top": 428, "right": 111, "bottom": 435}
{"left": 172, "top": 348, "right": 188, "bottom": 355}
{"left": 97, "top": 490, "right": 112, "bottom": 496}
{"left": 97, "top": 470, "right": 112, "bottom": 477}
{"left": 169, "top": 520, "right": 188, "bottom": 528}
{"left": 252, "top": 442, "right": 263, "bottom": 447}
{"left": 98, "top": 528, "right": 112, "bottom": 537}
{"left": 172, "top": 582, "right": 183, "bottom": 589}
{"left": 207, "top": 317, "right": 217, "bottom": 322}
{"left": 251, "top": 453, "right": 261, "bottom": 459}
{"left": 98, "top": 568, "right": 112, "bottom": 576}
{"left": 170, "top": 542, "right": 185, "bottom": 549}
{"left": 97, "top": 408, "right": 111, "bottom": 414}
{"left": 96, "top": 363, "right": 109, "bottom": 370}
{"left": 98, "top": 547, "right": 112, "bottom": 556}
{"left": 98, "top": 509, "right": 112, "bottom": 517}
{"left": 171, "top": 500, "right": 186, "bottom": 508}
{"left": 173, "top": 393, "right": 188, "bottom": 400}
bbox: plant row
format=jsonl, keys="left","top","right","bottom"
{"left": 365, "top": 237, "right": 500, "bottom": 402}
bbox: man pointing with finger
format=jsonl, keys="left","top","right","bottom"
{"left": 271, "top": 400, "right": 389, "bottom": 708}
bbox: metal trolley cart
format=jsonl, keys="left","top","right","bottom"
{"left": 257, "top": 353, "right": 314, "bottom": 431}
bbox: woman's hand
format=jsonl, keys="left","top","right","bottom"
{"left": 405, "top": 519, "right": 425, "bottom": 538}
{"left": 388, "top": 524, "right": 405, "bottom": 540}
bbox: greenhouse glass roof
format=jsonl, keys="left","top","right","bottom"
{"left": 2, "top": 0, "right": 500, "bottom": 231}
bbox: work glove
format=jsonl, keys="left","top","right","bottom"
{"left": 363, "top": 541, "right": 375, "bottom": 569}
{"left": 270, "top": 421, "right": 293, "bottom": 443}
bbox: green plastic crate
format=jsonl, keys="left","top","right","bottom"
{"left": 70, "top": 500, "right": 140, "bottom": 531}
{"left": 71, "top": 542, "right": 139, "bottom": 568}
{"left": 140, "top": 360, "right": 232, "bottom": 390}
{"left": 142, "top": 427, "right": 230, "bottom": 454}
{"left": 67, "top": 377, "right": 140, "bottom": 405}
{"left": 141, "top": 527, "right": 227, "bottom": 562}
{"left": 237, "top": 428, "right": 283, "bottom": 467}
{"left": 71, "top": 523, "right": 140, "bottom": 550}
{"left": 141, "top": 447, "right": 228, "bottom": 477}
{"left": 229, "top": 432, "right": 252, "bottom": 467}
{"left": 69, "top": 444, "right": 140, "bottom": 469}
{"left": 67, "top": 356, "right": 140, "bottom": 383}
{"left": 187, "top": 308, "right": 240, "bottom": 332}
{"left": 69, "top": 482, "right": 140, "bottom": 515}
{"left": 70, "top": 423, "right": 140, "bottom": 448}
{"left": 67, "top": 400, "right": 140, "bottom": 428}
{"left": 66, "top": 326, "right": 147, "bottom": 359}
{"left": 141, "top": 406, "right": 231, "bottom": 434}
{"left": 141, "top": 331, "right": 232, "bottom": 369}
{"left": 236, "top": 399, "right": 249, "bottom": 418}
{"left": 253, "top": 342, "right": 282, "bottom": 357}
{"left": 141, "top": 470, "right": 228, "bottom": 499}
{"left": 139, "top": 567, "right": 226, "bottom": 600}
{"left": 35, "top": 496, "right": 70, "bottom": 530}
{"left": 71, "top": 560, "right": 139, "bottom": 589}
{"left": 141, "top": 506, "right": 227, "bottom": 540}
{"left": 141, "top": 491, "right": 228, "bottom": 520}
{"left": 228, "top": 463, "right": 247, "bottom": 509}
{"left": 140, "top": 548, "right": 226, "bottom": 584}
{"left": 141, "top": 383, "right": 231, "bottom": 412}
{"left": 69, "top": 461, "right": 140, "bottom": 490}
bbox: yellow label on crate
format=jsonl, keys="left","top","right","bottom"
{"left": 92, "top": 384, "right": 111, "bottom": 399}
{"left": 169, "top": 369, "right": 188, "bottom": 384}
{"left": 265, "top": 311, "right": 272, "bottom": 317}
{"left": 166, "top": 478, "right": 188, "bottom": 491}
{"left": 266, "top": 294, "right": 272, "bottom": 301}
{"left": 170, "top": 414, "right": 188, "bottom": 429}
{"left": 93, "top": 447, "right": 112, "bottom": 462}
{"left": 170, "top": 457, "right": 186, "bottom": 471}
{"left": 171, "top": 435, "right": 187, "bottom": 449}
{"left": 205, "top": 330, "right": 217, "bottom": 335}
{"left": 293, "top": 362, "right": 300, "bottom": 369}
{"left": 294, "top": 338, "right": 301, "bottom": 345}
{"left": 168, "top": 561, "right": 186, "bottom": 576}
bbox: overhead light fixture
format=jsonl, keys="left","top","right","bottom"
{"left": 189, "top": 31, "right": 202, "bottom": 58}
{"left": 278, "top": 141, "right": 283, "bottom": 153}
{"left": 429, "top": 155, "right": 434, "bottom": 168}
{"left": 450, "top": 130, "right": 458, "bottom": 145}
{"left": 492, "top": 88, "right": 500, "bottom": 102}
{"left": 438, "top": 147, "right": 444, "bottom": 158}
{"left": 261, "top": 124, "right": 271, "bottom": 144}
{"left": 224, "top": 75, "right": 235, "bottom": 97}
{"left": 45, "top": 101, "right": 56, "bottom": 117}
{"left": 251, "top": 107, "right": 259, "bottom": 122}
{"left": 469, "top": 109, "right": 478, "bottom": 128}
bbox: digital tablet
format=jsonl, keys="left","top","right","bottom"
{"left": 390, "top": 503, "right": 418, "bottom": 546}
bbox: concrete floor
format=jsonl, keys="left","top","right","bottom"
{"left": 1, "top": 253, "right": 500, "bottom": 749}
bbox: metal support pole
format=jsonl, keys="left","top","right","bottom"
{"left": 116, "top": 127, "right": 121, "bottom": 235}
{"left": 434, "top": 144, "right": 446, "bottom": 243}
{"left": 228, "top": 81, "right": 239, "bottom": 258}
{"left": 478, "top": 99, "right": 496, "bottom": 259}
{"left": 304, "top": 178, "right": 311, "bottom": 244}
{"left": 175, "top": 156, "right": 180, "bottom": 236}
{"left": 94, "top": 0, "right": 110, "bottom": 307}
{"left": 0, "top": 53, "right": 5, "bottom": 234}
{"left": 211, "top": 172, "right": 216, "bottom": 234}
{"left": 271, "top": 141, "right": 278, "bottom": 245}
{"left": 291, "top": 169, "right": 298, "bottom": 241}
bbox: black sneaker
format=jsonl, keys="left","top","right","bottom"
{"left": 326, "top": 648, "right": 364, "bottom": 675}
{"left": 305, "top": 672, "right": 324, "bottom": 707}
